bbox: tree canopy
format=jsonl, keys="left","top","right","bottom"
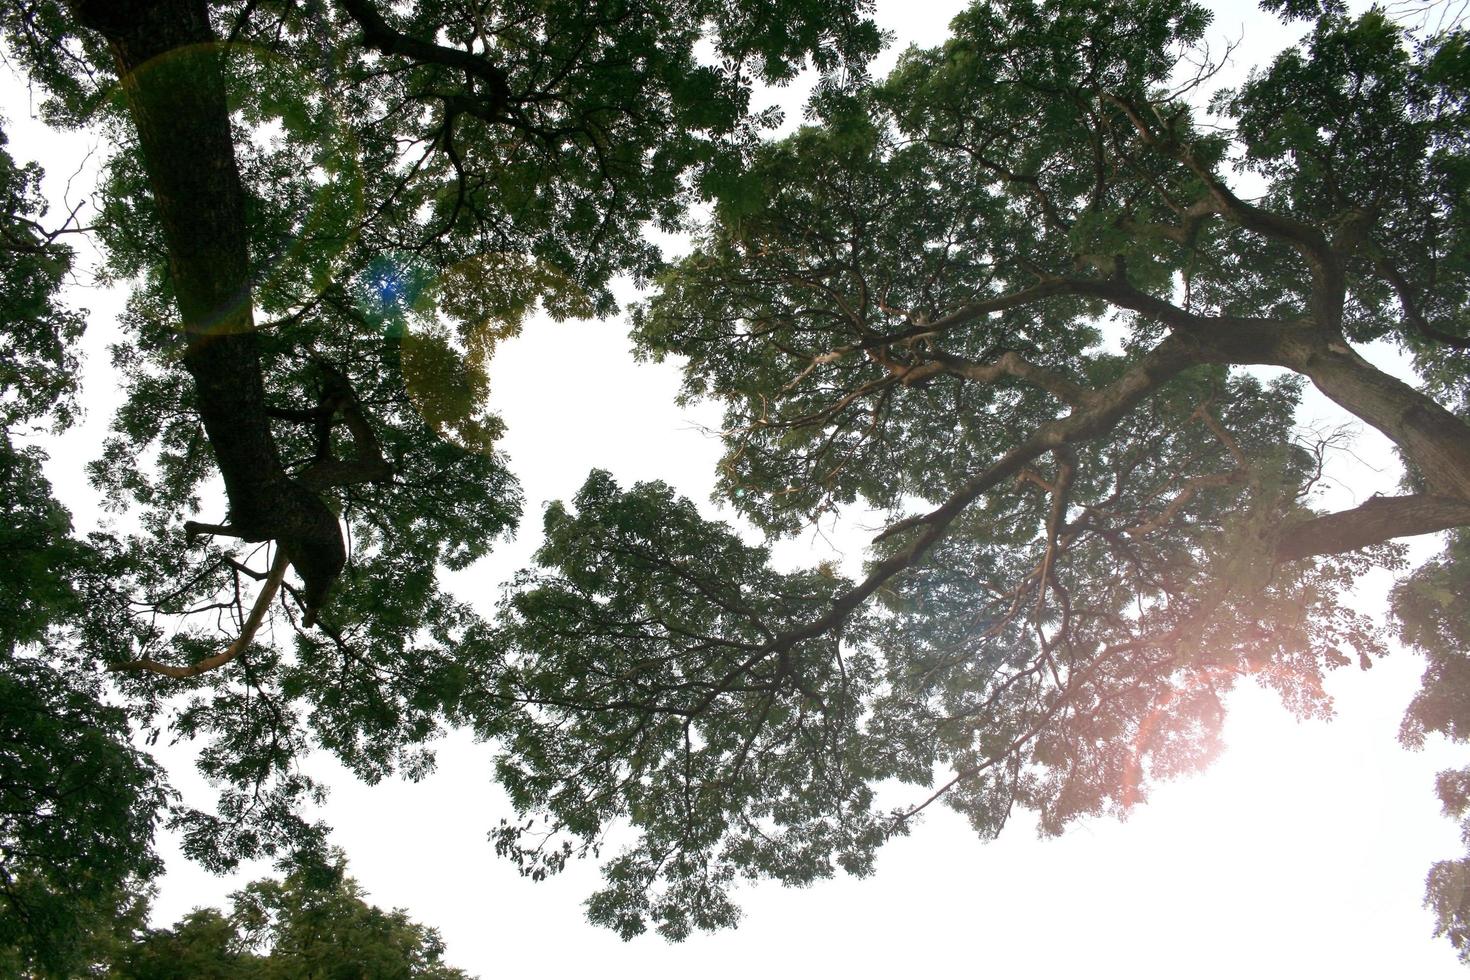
{"left": 1, "top": 850, "right": 474, "bottom": 978}
{"left": 0, "top": 124, "right": 171, "bottom": 977}
{"left": 3, "top": 0, "right": 1470, "bottom": 968}
{"left": 115, "top": 853, "right": 475, "bottom": 979}
{"left": 493, "top": 0, "right": 1470, "bottom": 943}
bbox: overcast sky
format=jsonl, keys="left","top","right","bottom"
{"left": 4, "top": 1, "right": 1469, "bottom": 976}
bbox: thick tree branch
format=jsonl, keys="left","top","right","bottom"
{"left": 1288, "top": 341, "right": 1470, "bottom": 501}
{"left": 71, "top": 0, "right": 360, "bottom": 623}
{"left": 1276, "top": 494, "right": 1470, "bottom": 562}
{"left": 957, "top": 266, "right": 1470, "bottom": 516}
{"left": 338, "top": 0, "right": 513, "bottom": 116}
{"left": 897, "top": 259, "right": 1470, "bottom": 558}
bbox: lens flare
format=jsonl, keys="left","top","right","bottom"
{"left": 1121, "top": 659, "right": 1329, "bottom": 809}
{"left": 356, "top": 253, "right": 433, "bottom": 334}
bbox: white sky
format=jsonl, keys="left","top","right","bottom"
{"left": 4, "top": 1, "right": 1469, "bottom": 976}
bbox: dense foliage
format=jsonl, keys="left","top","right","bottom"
{"left": 113, "top": 854, "right": 474, "bottom": 979}
{"left": 489, "top": 0, "right": 1470, "bottom": 943}
{"left": 2, "top": 0, "right": 1470, "bottom": 967}
{"left": 1, "top": 852, "right": 473, "bottom": 978}
{"left": 0, "top": 128, "right": 171, "bottom": 978}
{"left": 0, "top": 0, "right": 881, "bottom": 965}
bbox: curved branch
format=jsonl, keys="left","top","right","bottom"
{"left": 1372, "top": 250, "right": 1470, "bottom": 351}
{"left": 338, "top": 0, "right": 512, "bottom": 114}
{"left": 112, "top": 548, "right": 290, "bottom": 679}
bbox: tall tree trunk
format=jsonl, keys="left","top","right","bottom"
{"left": 70, "top": 0, "right": 344, "bottom": 619}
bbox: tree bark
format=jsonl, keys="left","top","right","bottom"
{"left": 1259, "top": 331, "right": 1470, "bottom": 559}
{"left": 1276, "top": 494, "right": 1470, "bottom": 561}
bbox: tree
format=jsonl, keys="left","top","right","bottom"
{"left": 484, "top": 0, "right": 1470, "bottom": 948}
{"left": 3, "top": 0, "right": 1470, "bottom": 966}
{"left": 0, "top": 0, "right": 880, "bottom": 923}
{"left": 100, "top": 852, "right": 473, "bottom": 978}
{"left": 0, "top": 125, "right": 170, "bottom": 978}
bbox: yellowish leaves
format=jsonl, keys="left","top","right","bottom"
{"left": 399, "top": 252, "right": 594, "bottom": 452}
